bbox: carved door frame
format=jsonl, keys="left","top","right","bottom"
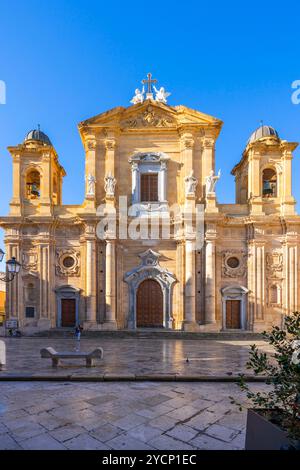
{"left": 124, "top": 249, "right": 177, "bottom": 329}
{"left": 55, "top": 285, "right": 81, "bottom": 328}
{"left": 221, "top": 285, "right": 249, "bottom": 330}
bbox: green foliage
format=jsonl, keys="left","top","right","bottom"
{"left": 233, "top": 312, "right": 300, "bottom": 440}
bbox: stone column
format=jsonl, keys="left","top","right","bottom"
{"left": 176, "top": 240, "right": 185, "bottom": 329}
{"left": 251, "top": 241, "right": 266, "bottom": 332}
{"left": 159, "top": 161, "right": 167, "bottom": 202}
{"left": 37, "top": 242, "right": 52, "bottom": 330}
{"left": 201, "top": 136, "right": 215, "bottom": 190}
{"left": 84, "top": 137, "right": 97, "bottom": 208}
{"left": 183, "top": 239, "right": 197, "bottom": 331}
{"left": 104, "top": 239, "right": 117, "bottom": 329}
{"left": 40, "top": 152, "right": 53, "bottom": 215}
{"left": 248, "top": 149, "right": 263, "bottom": 214}
{"left": 84, "top": 225, "right": 97, "bottom": 328}
{"left": 284, "top": 243, "right": 298, "bottom": 315}
{"left": 281, "top": 144, "right": 296, "bottom": 215}
{"left": 131, "top": 162, "right": 139, "bottom": 204}
{"left": 205, "top": 238, "right": 216, "bottom": 324}
{"left": 255, "top": 243, "right": 265, "bottom": 321}
{"left": 9, "top": 153, "right": 21, "bottom": 216}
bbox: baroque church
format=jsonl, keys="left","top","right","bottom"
{"left": 1, "top": 77, "right": 299, "bottom": 333}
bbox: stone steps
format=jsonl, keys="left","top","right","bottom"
{"left": 32, "top": 328, "right": 263, "bottom": 340}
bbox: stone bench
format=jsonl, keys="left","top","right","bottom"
{"left": 0, "top": 340, "right": 6, "bottom": 369}
{"left": 40, "top": 346, "right": 104, "bottom": 368}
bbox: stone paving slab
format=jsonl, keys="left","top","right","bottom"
{"left": 0, "top": 337, "right": 272, "bottom": 380}
{"left": 0, "top": 381, "right": 269, "bottom": 450}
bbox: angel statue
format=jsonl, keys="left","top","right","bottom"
{"left": 104, "top": 172, "right": 117, "bottom": 197}
{"left": 130, "top": 86, "right": 145, "bottom": 105}
{"left": 153, "top": 86, "right": 171, "bottom": 104}
{"left": 86, "top": 174, "right": 96, "bottom": 196}
{"left": 185, "top": 170, "right": 198, "bottom": 196}
{"left": 205, "top": 169, "right": 221, "bottom": 194}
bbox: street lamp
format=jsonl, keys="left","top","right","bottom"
{"left": 0, "top": 250, "right": 21, "bottom": 282}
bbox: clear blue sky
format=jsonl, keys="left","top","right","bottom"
{"left": 1, "top": 0, "right": 300, "bottom": 268}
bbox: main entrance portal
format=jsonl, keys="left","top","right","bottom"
{"left": 136, "top": 279, "right": 163, "bottom": 328}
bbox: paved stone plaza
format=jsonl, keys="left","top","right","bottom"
{"left": 0, "top": 337, "right": 272, "bottom": 378}
{"left": 0, "top": 381, "right": 269, "bottom": 450}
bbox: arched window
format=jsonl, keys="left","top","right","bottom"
{"left": 26, "top": 282, "right": 36, "bottom": 302}
{"left": 262, "top": 168, "right": 277, "bottom": 198}
{"left": 26, "top": 170, "right": 41, "bottom": 199}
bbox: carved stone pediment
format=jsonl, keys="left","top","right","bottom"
{"left": 121, "top": 105, "right": 176, "bottom": 129}
{"left": 124, "top": 249, "right": 176, "bottom": 286}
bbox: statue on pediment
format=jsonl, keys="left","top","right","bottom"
{"left": 130, "top": 86, "right": 145, "bottom": 105}
{"left": 153, "top": 86, "right": 171, "bottom": 104}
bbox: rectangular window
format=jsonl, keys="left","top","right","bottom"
{"left": 140, "top": 174, "right": 158, "bottom": 202}
{"left": 25, "top": 306, "right": 35, "bottom": 318}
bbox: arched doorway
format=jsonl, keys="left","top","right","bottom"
{"left": 221, "top": 285, "right": 249, "bottom": 330}
{"left": 136, "top": 279, "right": 163, "bottom": 327}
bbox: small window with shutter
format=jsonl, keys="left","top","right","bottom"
{"left": 140, "top": 174, "right": 158, "bottom": 202}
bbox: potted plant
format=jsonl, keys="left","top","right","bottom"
{"left": 231, "top": 312, "right": 300, "bottom": 450}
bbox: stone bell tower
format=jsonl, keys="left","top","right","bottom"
{"left": 8, "top": 128, "right": 65, "bottom": 216}
{"left": 232, "top": 125, "right": 298, "bottom": 216}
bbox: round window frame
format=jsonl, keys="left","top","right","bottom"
{"left": 226, "top": 256, "right": 240, "bottom": 269}
{"left": 62, "top": 255, "right": 76, "bottom": 269}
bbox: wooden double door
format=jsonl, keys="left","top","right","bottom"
{"left": 226, "top": 300, "right": 241, "bottom": 329}
{"left": 61, "top": 299, "right": 76, "bottom": 327}
{"left": 136, "top": 279, "right": 164, "bottom": 328}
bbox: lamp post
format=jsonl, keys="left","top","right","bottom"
{"left": 0, "top": 249, "right": 21, "bottom": 282}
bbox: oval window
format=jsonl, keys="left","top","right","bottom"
{"left": 63, "top": 256, "right": 75, "bottom": 268}
{"left": 227, "top": 257, "right": 240, "bottom": 269}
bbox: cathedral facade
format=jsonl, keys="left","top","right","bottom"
{"left": 1, "top": 90, "right": 300, "bottom": 333}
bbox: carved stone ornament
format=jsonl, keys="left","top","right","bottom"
{"left": 122, "top": 105, "right": 175, "bottom": 128}
{"left": 266, "top": 251, "right": 283, "bottom": 276}
{"left": 105, "top": 139, "right": 116, "bottom": 150}
{"left": 22, "top": 249, "right": 38, "bottom": 272}
{"left": 56, "top": 249, "right": 80, "bottom": 277}
{"left": 85, "top": 140, "right": 96, "bottom": 151}
{"left": 222, "top": 251, "right": 247, "bottom": 278}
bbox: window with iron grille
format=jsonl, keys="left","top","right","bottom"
{"left": 25, "top": 306, "right": 35, "bottom": 318}
{"left": 140, "top": 173, "right": 158, "bottom": 202}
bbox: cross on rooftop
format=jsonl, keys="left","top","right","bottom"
{"left": 142, "top": 73, "right": 157, "bottom": 94}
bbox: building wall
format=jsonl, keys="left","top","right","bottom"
{"left": 1, "top": 101, "right": 300, "bottom": 333}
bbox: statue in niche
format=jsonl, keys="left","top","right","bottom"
{"left": 104, "top": 172, "right": 116, "bottom": 196}
{"left": 185, "top": 170, "right": 198, "bottom": 196}
{"left": 205, "top": 169, "right": 221, "bottom": 194}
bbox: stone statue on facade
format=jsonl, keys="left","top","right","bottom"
{"left": 185, "top": 170, "right": 198, "bottom": 196}
{"left": 130, "top": 86, "right": 145, "bottom": 105}
{"left": 86, "top": 174, "right": 96, "bottom": 196}
{"left": 205, "top": 169, "right": 221, "bottom": 194}
{"left": 104, "top": 172, "right": 116, "bottom": 197}
{"left": 153, "top": 86, "right": 171, "bottom": 104}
